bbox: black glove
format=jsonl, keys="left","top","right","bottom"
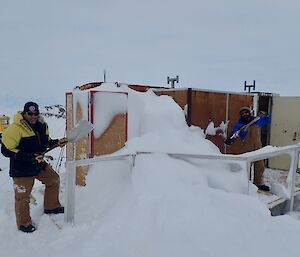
{"left": 224, "top": 137, "right": 234, "bottom": 145}
{"left": 48, "top": 139, "right": 59, "bottom": 148}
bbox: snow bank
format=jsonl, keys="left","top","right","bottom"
{"left": 1, "top": 84, "right": 300, "bottom": 257}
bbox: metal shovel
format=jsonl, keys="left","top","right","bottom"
{"left": 43, "top": 120, "right": 94, "bottom": 155}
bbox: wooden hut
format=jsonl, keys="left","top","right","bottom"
{"left": 66, "top": 82, "right": 276, "bottom": 185}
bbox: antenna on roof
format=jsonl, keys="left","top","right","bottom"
{"left": 244, "top": 80, "right": 256, "bottom": 93}
{"left": 167, "top": 76, "right": 179, "bottom": 88}
{"left": 103, "top": 70, "right": 107, "bottom": 82}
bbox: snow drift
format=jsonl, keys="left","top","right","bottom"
{"left": 1, "top": 85, "right": 300, "bottom": 257}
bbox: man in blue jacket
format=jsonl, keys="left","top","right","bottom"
{"left": 225, "top": 106, "right": 271, "bottom": 191}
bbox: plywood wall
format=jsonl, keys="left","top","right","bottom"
{"left": 66, "top": 90, "right": 129, "bottom": 186}
{"left": 155, "top": 90, "right": 188, "bottom": 109}
{"left": 191, "top": 90, "right": 227, "bottom": 152}
{"left": 154, "top": 89, "right": 254, "bottom": 153}
{"left": 66, "top": 92, "right": 89, "bottom": 186}
{"left": 92, "top": 114, "right": 127, "bottom": 156}
{"left": 74, "top": 101, "right": 89, "bottom": 186}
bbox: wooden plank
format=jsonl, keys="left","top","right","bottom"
{"left": 66, "top": 93, "right": 74, "bottom": 162}
{"left": 75, "top": 100, "right": 89, "bottom": 186}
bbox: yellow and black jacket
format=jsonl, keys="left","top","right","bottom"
{"left": 1, "top": 112, "right": 58, "bottom": 177}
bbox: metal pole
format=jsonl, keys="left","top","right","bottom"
{"left": 246, "top": 160, "right": 251, "bottom": 194}
{"left": 64, "top": 161, "right": 76, "bottom": 224}
{"left": 187, "top": 88, "right": 192, "bottom": 126}
{"left": 288, "top": 149, "right": 298, "bottom": 212}
{"left": 224, "top": 93, "right": 229, "bottom": 154}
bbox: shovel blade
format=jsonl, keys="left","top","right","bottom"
{"left": 66, "top": 120, "right": 94, "bottom": 143}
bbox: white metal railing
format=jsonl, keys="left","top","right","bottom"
{"left": 241, "top": 145, "right": 300, "bottom": 210}
{"left": 64, "top": 154, "right": 134, "bottom": 223}
{"left": 64, "top": 145, "right": 300, "bottom": 224}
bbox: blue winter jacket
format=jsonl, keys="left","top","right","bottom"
{"left": 231, "top": 115, "right": 271, "bottom": 140}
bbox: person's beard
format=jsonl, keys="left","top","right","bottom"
{"left": 241, "top": 115, "right": 251, "bottom": 123}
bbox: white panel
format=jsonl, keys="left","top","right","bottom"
{"left": 269, "top": 96, "right": 300, "bottom": 170}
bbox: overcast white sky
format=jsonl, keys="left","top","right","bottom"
{"left": 1, "top": 0, "right": 300, "bottom": 107}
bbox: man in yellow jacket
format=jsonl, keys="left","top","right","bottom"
{"left": 1, "top": 102, "right": 68, "bottom": 233}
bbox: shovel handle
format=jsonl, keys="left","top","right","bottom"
{"left": 42, "top": 143, "right": 60, "bottom": 156}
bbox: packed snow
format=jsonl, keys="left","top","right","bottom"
{"left": 1, "top": 85, "right": 300, "bottom": 257}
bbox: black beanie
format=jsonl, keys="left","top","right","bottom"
{"left": 23, "top": 102, "right": 39, "bottom": 113}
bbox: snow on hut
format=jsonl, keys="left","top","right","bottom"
{"left": 66, "top": 82, "right": 275, "bottom": 185}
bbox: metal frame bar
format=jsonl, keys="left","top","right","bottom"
{"left": 64, "top": 162, "right": 76, "bottom": 223}
{"left": 64, "top": 145, "right": 300, "bottom": 224}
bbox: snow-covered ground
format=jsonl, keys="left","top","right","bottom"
{"left": 1, "top": 86, "right": 300, "bottom": 257}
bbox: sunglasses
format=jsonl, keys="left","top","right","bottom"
{"left": 27, "top": 112, "right": 39, "bottom": 116}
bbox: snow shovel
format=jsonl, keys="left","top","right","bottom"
{"left": 42, "top": 120, "right": 94, "bottom": 156}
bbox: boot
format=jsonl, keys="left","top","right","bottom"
{"left": 19, "top": 224, "right": 36, "bottom": 233}
{"left": 257, "top": 184, "right": 270, "bottom": 192}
